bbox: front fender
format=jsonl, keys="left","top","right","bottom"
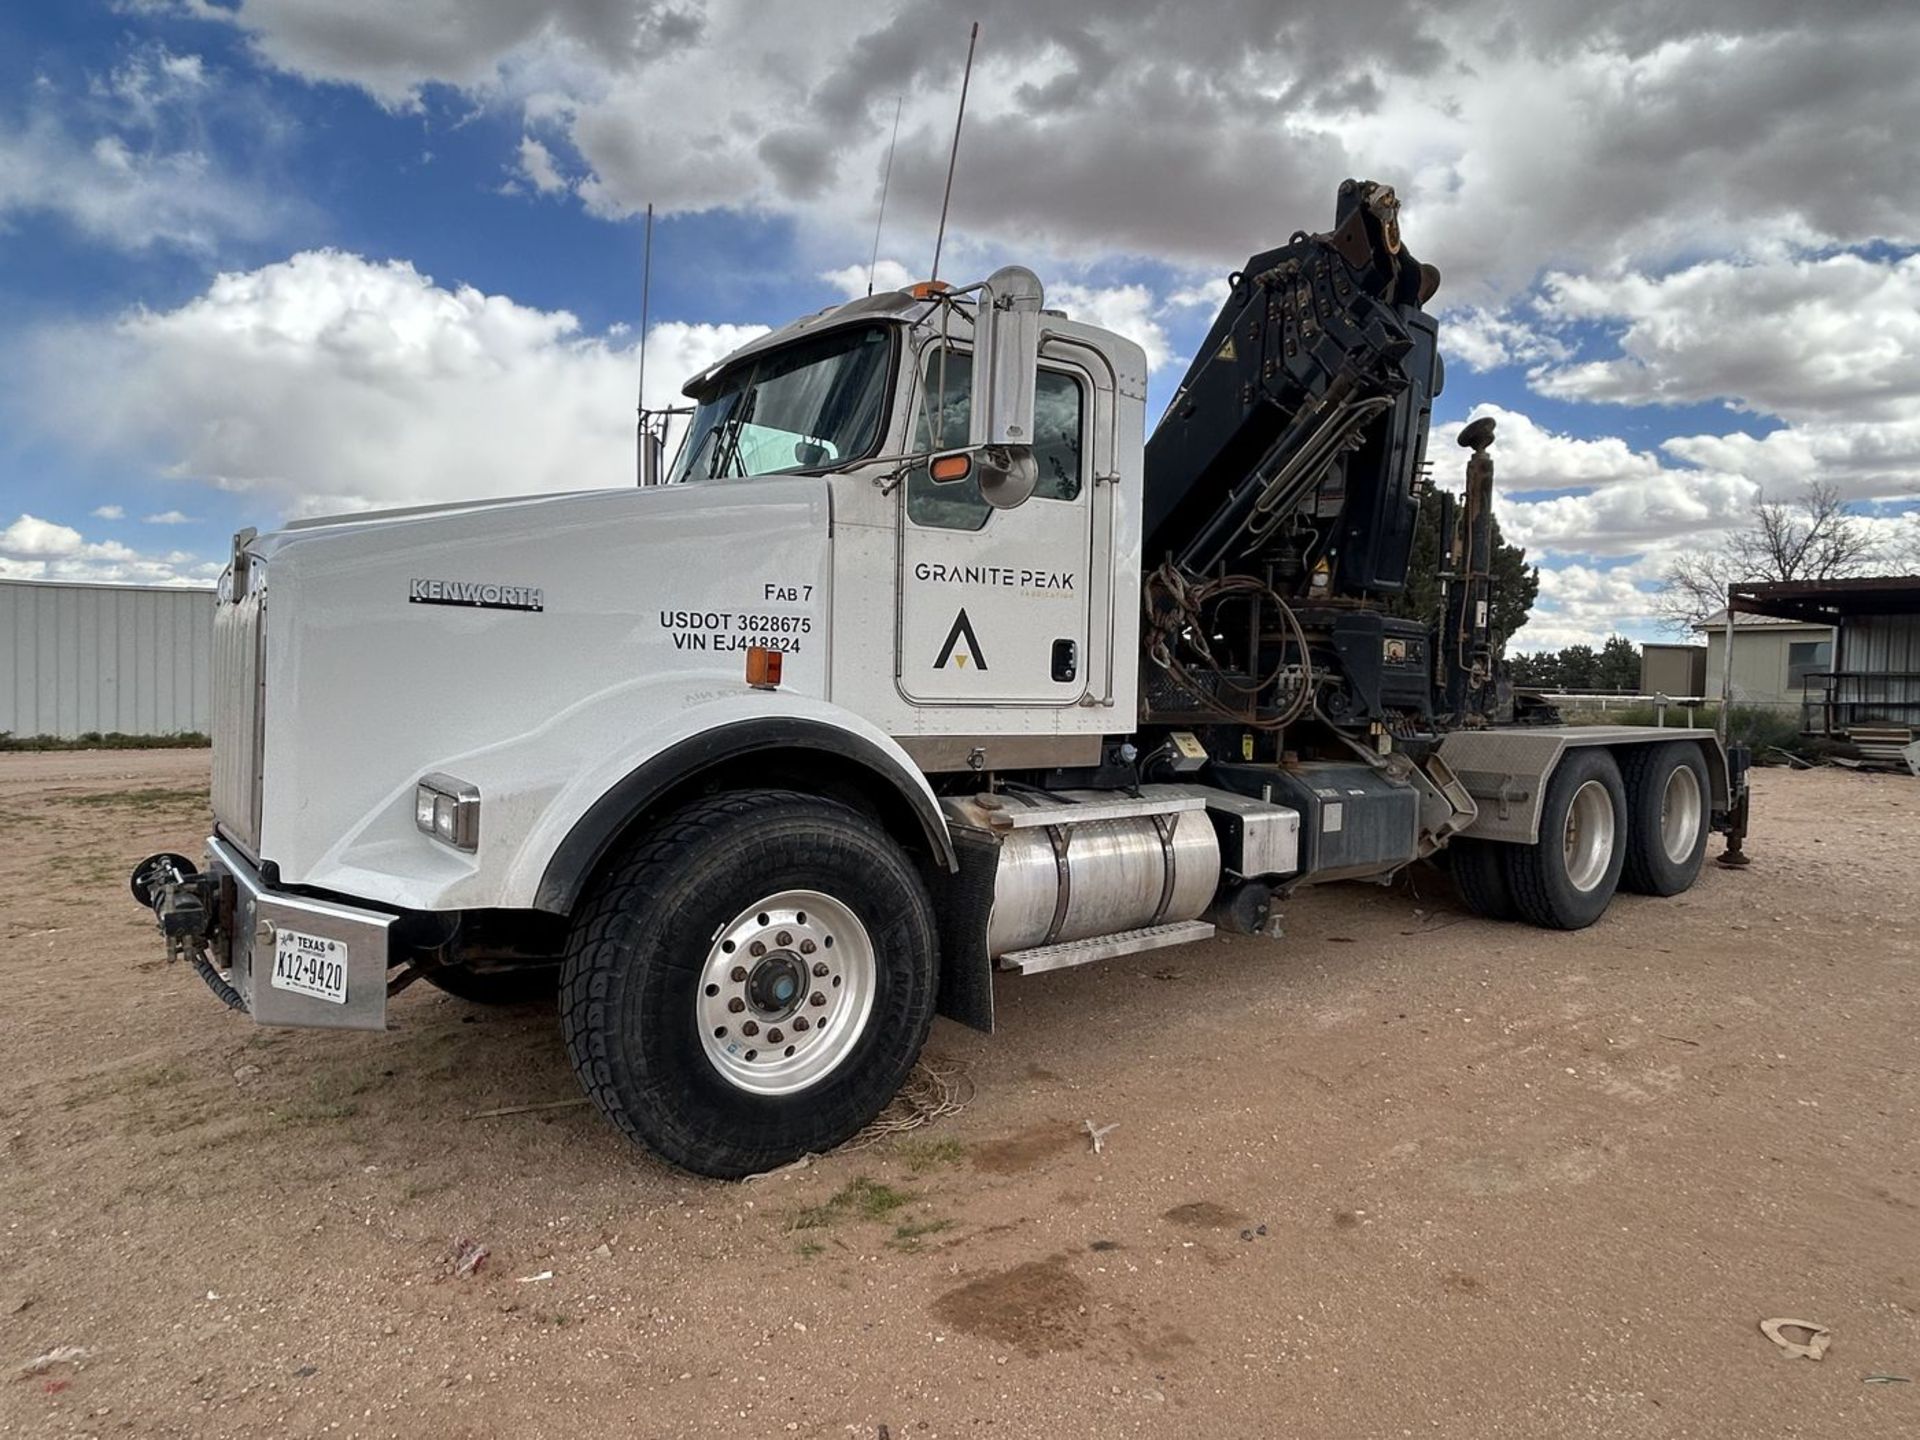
{"left": 294, "top": 679, "right": 952, "bottom": 914}
{"left": 522, "top": 696, "right": 959, "bottom": 914}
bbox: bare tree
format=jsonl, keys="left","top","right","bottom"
{"left": 1656, "top": 481, "right": 1883, "bottom": 632}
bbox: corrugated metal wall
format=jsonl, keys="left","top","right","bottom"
{"left": 1840, "top": 612, "right": 1920, "bottom": 724}
{"left": 0, "top": 580, "right": 215, "bottom": 738}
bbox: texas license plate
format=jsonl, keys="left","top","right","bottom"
{"left": 269, "top": 927, "right": 348, "bottom": 1005}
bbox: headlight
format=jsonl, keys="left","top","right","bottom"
{"left": 415, "top": 773, "right": 480, "bottom": 851}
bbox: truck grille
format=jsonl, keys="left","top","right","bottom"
{"left": 210, "top": 581, "right": 266, "bottom": 855}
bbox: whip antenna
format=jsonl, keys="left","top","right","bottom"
{"left": 867, "top": 95, "right": 903, "bottom": 296}
{"left": 929, "top": 22, "right": 978, "bottom": 284}
{"left": 635, "top": 202, "right": 660, "bottom": 486}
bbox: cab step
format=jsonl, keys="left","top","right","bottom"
{"left": 998, "top": 919, "right": 1216, "bottom": 975}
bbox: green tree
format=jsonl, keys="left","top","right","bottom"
{"left": 1556, "top": 644, "right": 1599, "bottom": 690}
{"left": 1388, "top": 487, "right": 1540, "bottom": 650}
{"left": 1594, "top": 635, "right": 1641, "bottom": 691}
{"left": 1509, "top": 650, "right": 1557, "bottom": 688}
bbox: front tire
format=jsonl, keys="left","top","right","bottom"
{"left": 560, "top": 790, "right": 939, "bottom": 1179}
{"left": 1618, "top": 742, "right": 1711, "bottom": 896}
{"left": 1504, "top": 749, "right": 1627, "bottom": 931}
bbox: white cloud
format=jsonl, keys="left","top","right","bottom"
{"left": 1438, "top": 404, "right": 1667, "bottom": 494}
{"left": 1049, "top": 282, "right": 1171, "bottom": 372}
{"left": 1163, "top": 277, "right": 1230, "bottom": 312}
{"left": 2, "top": 515, "right": 84, "bottom": 557}
{"left": 163, "top": 3, "right": 1920, "bottom": 298}
{"left": 1509, "top": 562, "right": 1666, "bottom": 653}
{"left": 820, "top": 258, "right": 916, "bottom": 300}
{"left": 0, "top": 42, "right": 289, "bottom": 252}
{"left": 91, "top": 504, "right": 126, "bottom": 520}
{"left": 1440, "top": 308, "right": 1568, "bottom": 373}
{"left": 1535, "top": 251, "right": 1920, "bottom": 424}
{"left": 513, "top": 134, "right": 568, "bottom": 195}
{"left": 0, "top": 512, "right": 216, "bottom": 585}
{"left": 27, "top": 250, "right": 764, "bottom": 517}
{"left": 143, "top": 510, "right": 195, "bottom": 524}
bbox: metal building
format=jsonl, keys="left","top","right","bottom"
{"left": 0, "top": 579, "right": 215, "bottom": 739}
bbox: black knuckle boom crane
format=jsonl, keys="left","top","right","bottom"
{"left": 1124, "top": 179, "right": 1747, "bottom": 921}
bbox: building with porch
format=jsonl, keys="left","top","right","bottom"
{"left": 1728, "top": 576, "right": 1920, "bottom": 764}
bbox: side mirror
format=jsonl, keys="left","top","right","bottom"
{"left": 976, "top": 444, "right": 1038, "bottom": 510}
{"left": 925, "top": 445, "right": 1038, "bottom": 509}
{"left": 969, "top": 265, "right": 1043, "bottom": 450}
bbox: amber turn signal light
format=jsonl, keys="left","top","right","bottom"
{"left": 928, "top": 452, "right": 972, "bottom": 484}
{"left": 745, "top": 645, "right": 783, "bottom": 689}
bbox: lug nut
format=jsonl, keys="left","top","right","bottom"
{"left": 768, "top": 1028, "right": 784, "bottom": 1044}
{"left": 727, "top": 997, "right": 745, "bottom": 1014}
{"left": 793, "top": 1017, "right": 810, "bottom": 1032}
{"left": 730, "top": 965, "right": 748, "bottom": 983}
{"left": 799, "top": 939, "right": 816, "bottom": 955}
{"left": 810, "top": 991, "right": 826, "bottom": 1007}
{"left": 749, "top": 940, "right": 767, "bottom": 958}
{"left": 741, "top": 1020, "right": 759, "bottom": 1037}
{"left": 776, "top": 930, "right": 793, "bottom": 946}
{"left": 812, "top": 961, "right": 829, "bottom": 977}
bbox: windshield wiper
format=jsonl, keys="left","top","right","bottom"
{"left": 711, "top": 385, "right": 759, "bottom": 479}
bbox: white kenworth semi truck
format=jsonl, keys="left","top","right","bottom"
{"left": 134, "top": 182, "right": 1751, "bottom": 1178}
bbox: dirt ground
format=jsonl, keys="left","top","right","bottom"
{"left": 2, "top": 751, "right": 1917, "bottom": 1440}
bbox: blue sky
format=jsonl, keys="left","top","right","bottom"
{"left": 2, "top": 1, "right": 1916, "bottom": 648}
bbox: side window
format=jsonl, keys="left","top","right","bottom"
{"left": 906, "top": 349, "right": 987, "bottom": 531}
{"left": 905, "top": 349, "right": 1087, "bottom": 529}
{"left": 1031, "top": 370, "right": 1084, "bottom": 501}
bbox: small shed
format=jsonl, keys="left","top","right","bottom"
{"left": 1639, "top": 643, "right": 1707, "bottom": 699}
{"left": 1729, "top": 575, "right": 1920, "bottom": 759}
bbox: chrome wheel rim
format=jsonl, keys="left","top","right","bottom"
{"left": 696, "top": 889, "right": 875, "bottom": 1096}
{"left": 1660, "top": 764, "right": 1703, "bottom": 864}
{"left": 1563, "top": 779, "right": 1616, "bottom": 893}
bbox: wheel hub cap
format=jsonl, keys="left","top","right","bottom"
{"left": 696, "top": 889, "right": 876, "bottom": 1096}
{"left": 1660, "top": 764, "right": 1703, "bottom": 864}
{"left": 745, "top": 953, "right": 806, "bottom": 1019}
{"left": 1562, "top": 778, "right": 1617, "bottom": 893}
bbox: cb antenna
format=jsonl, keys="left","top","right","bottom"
{"left": 866, "top": 95, "right": 903, "bottom": 296}
{"left": 929, "top": 21, "right": 978, "bottom": 284}
{"left": 635, "top": 201, "right": 655, "bottom": 486}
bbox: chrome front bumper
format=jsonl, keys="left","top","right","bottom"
{"left": 204, "top": 835, "right": 395, "bottom": 1031}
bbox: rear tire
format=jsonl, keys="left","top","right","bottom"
{"left": 423, "top": 964, "right": 560, "bottom": 1005}
{"left": 1618, "top": 742, "right": 1711, "bottom": 896}
{"left": 1449, "top": 838, "right": 1516, "bottom": 920}
{"left": 1504, "top": 749, "right": 1627, "bottom": 931}
{"left": 560, "top": 790, "right": 939, "bottom": 1179}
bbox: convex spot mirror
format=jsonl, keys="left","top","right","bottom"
{"left": 925, "top": 444, "right": 1038, "bottom": 510}
{"left": 976, "top": 444, "right": 1038, "bottom": 510}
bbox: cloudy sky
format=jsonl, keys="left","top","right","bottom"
{"left": 2, "top": 0, "right": 1916, "bottom": 647}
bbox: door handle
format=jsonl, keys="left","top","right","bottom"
{"left": 1051, "top": 638, "right": 1078, "bottom": 683}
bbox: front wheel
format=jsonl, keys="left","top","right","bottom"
{"left": 560, "top": 790, "right": 939, "bottom": 1179}
{"left": 1504, "top": 749, "right": 1627, "bottom": 931}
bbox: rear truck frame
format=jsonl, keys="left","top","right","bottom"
{"left": 134, "top": 182, "right": 1751, "bottom": 1178}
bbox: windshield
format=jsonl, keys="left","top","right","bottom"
{"left": 668, "top": 323, "right": 894, "bottom": 482}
